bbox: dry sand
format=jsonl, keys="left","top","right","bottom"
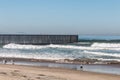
{"left": 0, "top": 64, "right": 119, "bottom": 80}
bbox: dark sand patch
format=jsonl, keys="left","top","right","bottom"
{"left": 35, "top": 75, "right": 67, "bottom": 80}
{"left": 38, "top": 74, "right": 46, "bottom": 76}
{"left": 0, "top": 72, "right": 7, "bottom": 75}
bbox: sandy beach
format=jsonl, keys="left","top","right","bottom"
{"left": 0, "top": 64, "right": 119, "bottom": 80}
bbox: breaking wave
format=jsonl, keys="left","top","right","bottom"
{"left": 91, "top": 42, "right": 120, "bottom": 48}
{"left": 3, "top": 43, "right": 120, "bottom": 51}
{"left": 1, "top": 43, "right": 120, "bottom": 61}
{"left": 3, "top": 43, "right": 47, "bottom": 49}
{"left": 84, "top": 50, "right": 120, "bottom": 58}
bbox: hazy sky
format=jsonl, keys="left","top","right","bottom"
{"left": 0, "top": 0, "right": 120, "bottom": 35}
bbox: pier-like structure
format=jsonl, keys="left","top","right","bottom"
{"left": 0, "top": 34, "right": 78, "bottom": 45}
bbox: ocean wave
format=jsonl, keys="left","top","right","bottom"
{"left": 97, "top": 58, "right": 120, "bottom": 62}
{"left": 3, "top": 43, "right": 47, "bottom": 49}
{"left": 91, "top": 42, "right": 120, "bottom": 48}
{"left": 1, "top": 43, "right": 120, "bottom": 62}
{"left": 0, "top": 51, "right": 119, "bottom": 62}
{"left": 3, "top": 43, "right": 92, "bottom": 50}
{"left": 0, "top": 51, "right": 74, "bottom": 60}
{"left": 84, "top": 50, "right": 120, "bottom": 58}
{"left": 2, "top": 43, "right": 106, "bottom": 51}
{"left": 3, "top": 43, "right": 120, "bottom": 51}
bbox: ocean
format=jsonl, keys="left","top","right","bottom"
{"left": 0, "top": 35, "right": 120, "bottom": 62}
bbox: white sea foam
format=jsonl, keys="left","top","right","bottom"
{"left": 3, "top": 43, "right": 120, "bottom": 51}
{"left": 3, "top": 43, "right": 47, "bottom": 49}
{"left": 0, "top": 50, "right": 119, "bottom": 61}
{"left": 3, "top": 43, "right": 90, "bottom": 50}
{"left": 97, "top": 58, "right": 120, "bottom": 62}
{"left": 2, "top": 43, "right": 120, "bottom": 61}
{"left": 91, "top": 42, "right": 120, "bottom": 48}
{"left": 84, "top": 50, "right": 120, "bottom": 58}
{"left": 0, "top": 51, "right": 70, "bottom": 60}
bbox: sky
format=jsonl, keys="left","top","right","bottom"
{"left": 0, "top": 0, "right": 120, "bottom": 35}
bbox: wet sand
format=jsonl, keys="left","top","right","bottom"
{"left": 0, "top": 64, "right": 120, "bottom": 80}
{"left": 0, "top": 57, "right": 120, "bottom": 75}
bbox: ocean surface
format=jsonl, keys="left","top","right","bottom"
{"left": 0, "top": 35, "right": 120, "bottom": 62}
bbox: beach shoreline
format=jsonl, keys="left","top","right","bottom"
{"left": 0, "top": 57, "right": 120, "bottom": 64}
{"left": 0, "top": 57, "right": 120, "bottom": 75}
{"left": 0, "top": 64, "right": 120, "bottom": 80}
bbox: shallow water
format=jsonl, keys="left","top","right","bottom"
{"left": 1, "top": 60, "right": 120, "bottom": 75}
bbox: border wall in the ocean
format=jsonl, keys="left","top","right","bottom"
{"left": 0, "top": 34, "right": 78, "bottom": 45}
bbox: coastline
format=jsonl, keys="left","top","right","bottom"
{"left": 1, "top": 57, "right": 120, "bottom": 64}
{"left": 0, "top": 57, "right": 120, "bottom": 75}
{"left": 0, "top": 64, "right": 120, "bottom": 80}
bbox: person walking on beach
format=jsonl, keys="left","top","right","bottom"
{"left": 3, "top": 59, "right": 7, "bottom": 64}
{"left": 80, "top": 65, "right": 83, "bottom": 70}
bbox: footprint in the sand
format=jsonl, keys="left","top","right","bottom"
{"left": 27, "top": 79, "right": 35, "bottom": 80}
{"left": 38, "top": 74, "right": 46, "bottom": 76}
{"left": 0, "top": 72, "right": 7, "bottom": 75}
{"left": 22, "top": 75, "right": 27, "bottom": 78}
{"left": 35, "top": 76, "right": 41, "bottom": 79}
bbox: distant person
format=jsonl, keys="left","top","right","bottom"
{"left": 80, "top": 65, "right": 83, "bottom": 70}
{"left": 3, "top": 59, "right": 7, "bottom": 64}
